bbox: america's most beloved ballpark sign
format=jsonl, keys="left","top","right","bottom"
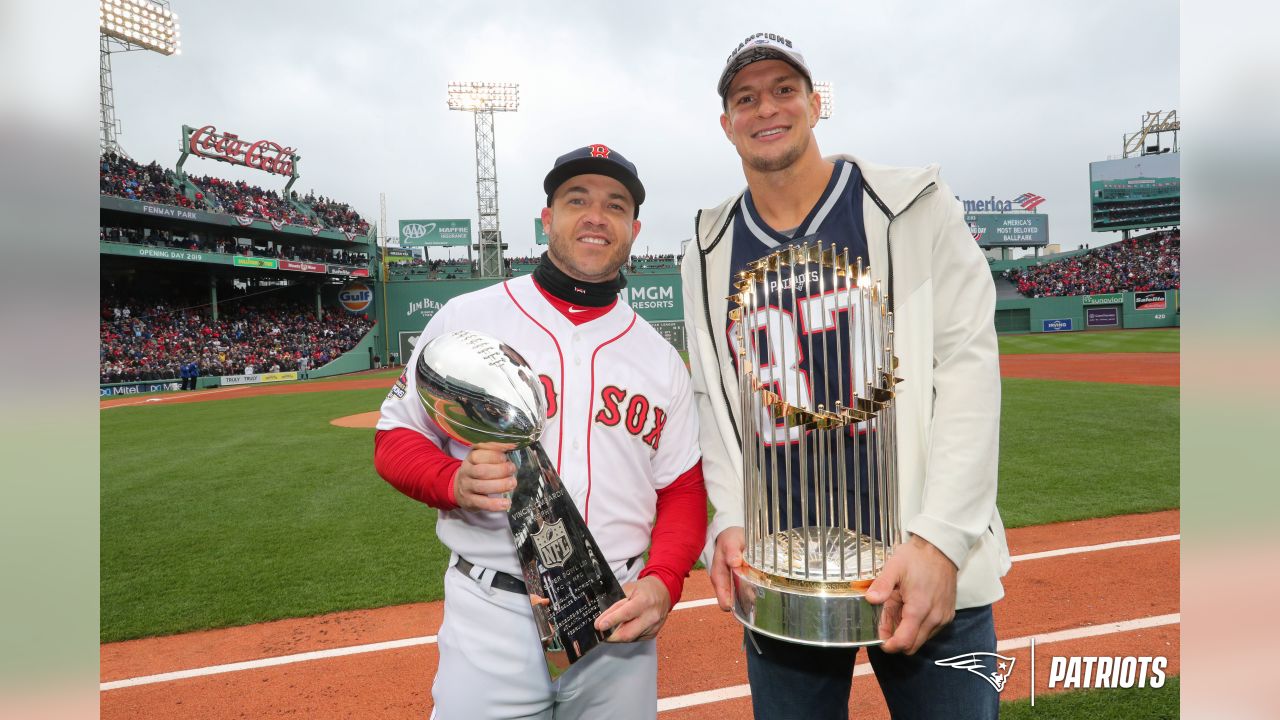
{"left": 398, "top": 219, "right": 472, "bottom": 247}
{"left": 182, "top": 124, "right": 298, "bottom": 177}
{"left": 965, "top": 213, "right": 1049, "bottom": 247}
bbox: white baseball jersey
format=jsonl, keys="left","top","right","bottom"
{"left": 377, "top": 274, "right": 700, "bottom": 580}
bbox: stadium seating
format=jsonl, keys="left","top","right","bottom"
{"left": 99, "top": 294, "right": 374, "bottom": 383}
{"left": 1003, "top": 230, "right": 1179, "bottom": 299}
{"left": 100, "top": 153, "right": 371, "bottom": 234}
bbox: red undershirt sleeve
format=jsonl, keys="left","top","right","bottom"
{"left": 373, "top": 428, "right": 462, "bottom": 511}
{"left": 638, "top": 461, "right": 708, "bottom": 606}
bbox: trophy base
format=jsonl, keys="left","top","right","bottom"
{"left": 731, "top": 565, "right": 883, "bottom": 647}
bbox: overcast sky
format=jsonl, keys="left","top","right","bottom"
{"left": 108, "top": 0, "right": 1178, "bottom": 259}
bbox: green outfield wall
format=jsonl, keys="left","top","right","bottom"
{"left": 104, "top": 271, "right": 1178, "bottom": 396}
{"left": 994, "top": 290, "right": 1180, "bottom": 333}
{"left": 370, "top": 273, "right": 689, "bottom": 362}
{"left": 369, "top": 275, "right": 1180, "bottom": 363}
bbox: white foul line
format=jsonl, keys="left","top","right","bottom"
{"left": 100, "top": 536, "right": 1179, "bottom": 692}
{"left": 100, "top": 635, "right": 437, "bottom": 691}
{"left": 1010, "top": 534, "right": 1178, "bottom": 562}
{"left": 655, "top": 613, "right": 1180, "bottom": 713}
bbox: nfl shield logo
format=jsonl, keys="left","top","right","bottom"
{"left": 532, "top": 519, "right": 574, "bottom": 568}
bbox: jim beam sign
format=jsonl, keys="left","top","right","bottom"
{"left": 182, "top": 124, "right": 299, "bottom": 178}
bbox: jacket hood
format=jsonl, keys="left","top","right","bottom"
{"left": 696, "top": 153, "right": 941, "bottom": 246}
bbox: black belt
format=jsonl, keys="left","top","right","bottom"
{"left": 455, "top": 554, "right": 641, "bottom": 595}
{"left": 455, "top": 556, "right": 528, "bottom": 594}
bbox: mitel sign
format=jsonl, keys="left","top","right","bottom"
{"left": 339, "top": 282, "right": 373, "bottom": 313}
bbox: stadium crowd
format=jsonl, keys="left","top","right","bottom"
{"left": 100, "top": 294, "right": 375, "bottom": 384}
{"left": 100, "top": 153, "right": 371, "bottom": 234}
{"left": 298, "top": 192, "right": 371, "bottom": 235}
{"left": 1004, "top": 230, "right": 1179, "bottom": 298}
{"left": 100, "top": 153, "right": 195, "bottom": 208}
{"left": 630, "top": 253, "right": 678, "bottom": 265}
{"left": 187, "top": 174, "right": 313, "bottom": 226}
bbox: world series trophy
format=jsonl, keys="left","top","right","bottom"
{"left": 728, "top": 240, "right": 903, "bottom": 646}
{"left": 414, "top": 330, "right": 626, "bottom": 678}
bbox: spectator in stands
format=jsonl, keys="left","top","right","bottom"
{"left": 101, "top": 153, "right": 371, "bottom": 234}
{"left": 99, "top": 294, "right": 374, "bottom": 385}
{"left": 99, "top": 153, "right": 193, "bottom": 208}
{"left": 1003, "top": 230, "right": 1179, "bottom": 298}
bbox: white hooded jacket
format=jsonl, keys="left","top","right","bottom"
{"left": 680, "top": 153, "right": 1011, "bottom": 609}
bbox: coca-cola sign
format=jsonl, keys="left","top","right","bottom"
{"left": 184, "top": 124, "right": 298, "bottom": 177}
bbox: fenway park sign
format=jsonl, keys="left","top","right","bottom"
{"left": 182, "top": 124, "right": 298, "bottom": 177}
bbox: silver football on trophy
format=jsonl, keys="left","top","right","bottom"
{"left": 414, "top": 329, "right": 547, "bottom": 445}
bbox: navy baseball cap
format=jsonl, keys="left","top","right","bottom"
{"left": 717, "top": 33, "right": 812, "bottom": 100}
{"left": 543, "top": 144, "right": 645, "bottom": 216}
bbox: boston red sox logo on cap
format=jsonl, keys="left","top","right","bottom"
{"left": 543, "top": 143, "right": 646, "bottom": 214}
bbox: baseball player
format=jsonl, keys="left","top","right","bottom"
{"left": 683, "top": 34, "right": 1010, "bottom": 719}
{"left": 374, "top": 144, "right": 706, "bottom": 720}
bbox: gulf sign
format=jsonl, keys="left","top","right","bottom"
{"left": 339, "top": 282, "right": 373, "bottom": 313}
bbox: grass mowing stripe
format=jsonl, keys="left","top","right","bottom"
{"left": 101, "top": 363, "right": 1179, "bottom": 641}
{"left": 1002, "top": 676, "right": 1179, "bottom": 719}
{"left": 101, "top": 389, "right": 450, "bottom": 643}
{"left": 998, "top": 328, "right": 1178, "bottom": 355}
{"left": 997, "top": 378, "right": 1178, "bottom": 528}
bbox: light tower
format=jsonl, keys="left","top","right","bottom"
{"left": 99, "top": 0, "right": 182, "bottom": 156}
{"left": 813, "top": 80, "right": 834, "bottom": 119}
{"left": 447, "top": 81, "right": 519, "bottom": 279}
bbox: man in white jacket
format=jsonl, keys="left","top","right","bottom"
{"left": 681, "top": 33, "right": 1011, "bottom": 719}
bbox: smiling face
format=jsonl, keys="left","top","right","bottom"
{"left": 542, "top": 173, "right": 641, "bottom": 283}
{"left": 720, "top": 59, "right": 822, "bottom": 174}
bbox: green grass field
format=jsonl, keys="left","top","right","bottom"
{"left": 997, "top": 378, "right": 1178, "bottom": 527}
{"left": 101, "top": 329, "right": 1180, "bottom": 716}
{"left": 101, "top": 389, "right": 446, "bottom": 642}
{"left": 101, "top": 329, "right": 1179, "bottom": 644}
{"left": 998, "top": 328, "right": 1178, "bottom": 355}
{"left": 1001, "top": 676, "right": 1179, "bottom": 719}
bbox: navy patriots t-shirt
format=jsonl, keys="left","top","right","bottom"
{"left": 725, "top": 159, "right": 883, "bottom": 536}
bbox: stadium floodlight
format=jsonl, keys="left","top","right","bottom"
{"left": 99, "top": 0, "right": 182, "bottom": 155}
{"left": 813, "top": 80, "right": 834, "bottom": 119}
{"left": 448, "top": 81, "right": 520, "bottom": 279}
{"left": 100, "top": 0, "right": 181, "bottom": 56}
{"left": 447, "top": 82, "right": 520, "bottom": 112}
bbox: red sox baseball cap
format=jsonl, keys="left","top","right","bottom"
{"left": 543, "top": 144, "right": 646, "bottom": 216}
{"left": 717, "top": 32, "right": 813, "bottom": 100}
